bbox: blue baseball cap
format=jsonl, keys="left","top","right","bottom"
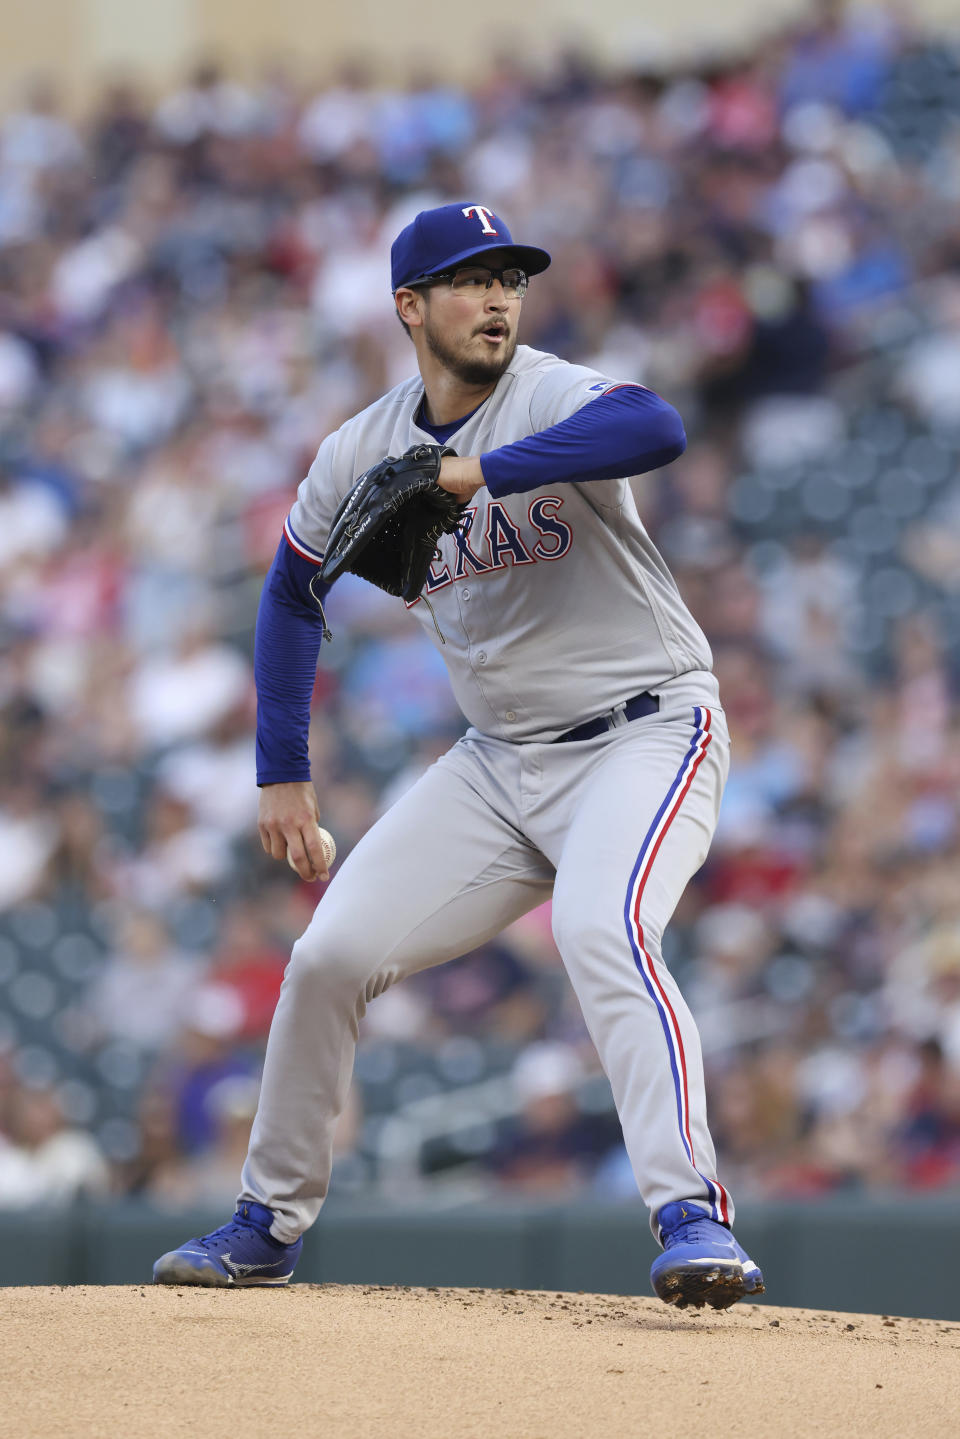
{"left": 391, "top": 203, "right": 551, "bottom": 292}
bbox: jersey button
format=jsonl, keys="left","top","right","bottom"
{"left": 476, "top": 651, "right": 487, "bottom": 664}
{"left": 462, "top": 588, "right": 471, "bottom": 600}
{"left": 505, "top": 710, "right": 517, "bottom": 722}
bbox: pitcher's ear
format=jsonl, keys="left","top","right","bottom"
{"left": 395, "top": 287, "right": 425, "bottom": 330}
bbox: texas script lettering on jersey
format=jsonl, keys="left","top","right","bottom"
{"left": 416, "top": 495, "right": 573, "bottom": 598}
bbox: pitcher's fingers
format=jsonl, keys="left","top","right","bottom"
{"left": 303, "top": 827, "right": 330, "bottom": 882}
{"left": 287, "top": 842, "right": 318, "bottom": 881}
{"left": 265, "top": 825, "right": 294, "bottom": 863}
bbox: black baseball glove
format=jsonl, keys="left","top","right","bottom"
{"left": 319, "top": 444, "right": 467, "bottom": 603}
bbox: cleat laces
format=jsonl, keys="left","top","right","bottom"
{"left": 196, "top": 1213, "right": 267, "bottom": 1252}
{"left": 661, "top": 1214, "right": 731, "bottom": 1249}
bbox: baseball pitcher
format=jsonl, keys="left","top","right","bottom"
{"left": 154, "top": 203, "right": 764, "bottom": 1310}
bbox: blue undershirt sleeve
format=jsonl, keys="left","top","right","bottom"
{"left": 480, "top": 385, "right": 686, "bottom": 498}
{"left": 254, "top": 537, "right": 330, "bottom": 786}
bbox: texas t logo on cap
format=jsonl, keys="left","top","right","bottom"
{"left": 461, "top": 205, "right": 499, "bottom": 235}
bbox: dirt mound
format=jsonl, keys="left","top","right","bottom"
{"left": 2, "top": 1284, "right": 957, "bottom": 1438}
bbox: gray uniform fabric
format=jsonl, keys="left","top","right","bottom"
{"left": 245, "top": 345, "right": 735, "bottom": 1241}
{"left": 285, "top": 347, "right": 714, "bottom": 740}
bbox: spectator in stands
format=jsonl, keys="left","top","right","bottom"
{"left": 486, "top": 1043, "right": 618, "bottom": 1195}
{"left": 84, "top": 907, "right": 199, "bottom": 1051}
{"left": 151, "top": 983, "right": 257, "bottom": 1156}
{"left": 0, "top": 1083, "right": 110, "bottom": 1207}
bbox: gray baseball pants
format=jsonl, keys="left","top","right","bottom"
{"left": 240, "top": 675, "right": 733, "bottom": 1241}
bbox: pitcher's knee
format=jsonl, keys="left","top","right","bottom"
{"left": 551, "top": 895, "right": 620, "bottom": 955}
{"left": 288, "top": 921, "right": 378, "bottom": 995}
{"left": 553, "top": 894, "right": 664, "bottom": 969}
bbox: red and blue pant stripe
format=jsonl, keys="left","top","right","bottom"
{"left": 622, "top": 705, "right": 732, "bottom": 1225}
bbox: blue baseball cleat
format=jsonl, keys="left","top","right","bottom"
{"left": 152, "top": 1201, "right": 303, "bottom": 1287}
{"left": 650, "top": 1201, "right": 765, "bottom": 1311}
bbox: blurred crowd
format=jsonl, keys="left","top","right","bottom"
{"left": 2, "top": 0, "right": 960, "bottom": 1216}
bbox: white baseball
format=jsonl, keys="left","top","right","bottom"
{"left": 286, "top": 824, "right": 336, "bottom": 874}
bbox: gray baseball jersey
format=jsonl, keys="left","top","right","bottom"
{"left": 285, "top": 345, "right": 714, "bottom": 740}
{"left": 240, "top": 344, "right": 735, "bottom": 1243}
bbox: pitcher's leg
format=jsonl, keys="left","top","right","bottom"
{"left": 240, "top": 752, "right": 553, "bottom": 1241}
{"left": 549, "top": 707, "right": 732, "bottom": 1228}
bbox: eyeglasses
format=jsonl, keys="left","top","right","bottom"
{"left": 415, "top": 265, "right": 528, "bottom": 299}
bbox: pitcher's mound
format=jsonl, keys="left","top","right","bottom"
{"left": 2, "top": 1283, "right": 957, "bottom": 1439}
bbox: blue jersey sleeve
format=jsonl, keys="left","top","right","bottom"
{"left": 480, "top": 385, "right": 686, "bottom": 498}
{"left": 255, "top": 538, "right": 330, "bottom": 786}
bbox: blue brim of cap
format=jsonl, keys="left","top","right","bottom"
{"left": 397, "top": 241, "right": 552, "bottom": 290}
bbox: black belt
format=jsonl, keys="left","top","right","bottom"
{"left": 554, "top": 691, "right": 660, "bottom": 743}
